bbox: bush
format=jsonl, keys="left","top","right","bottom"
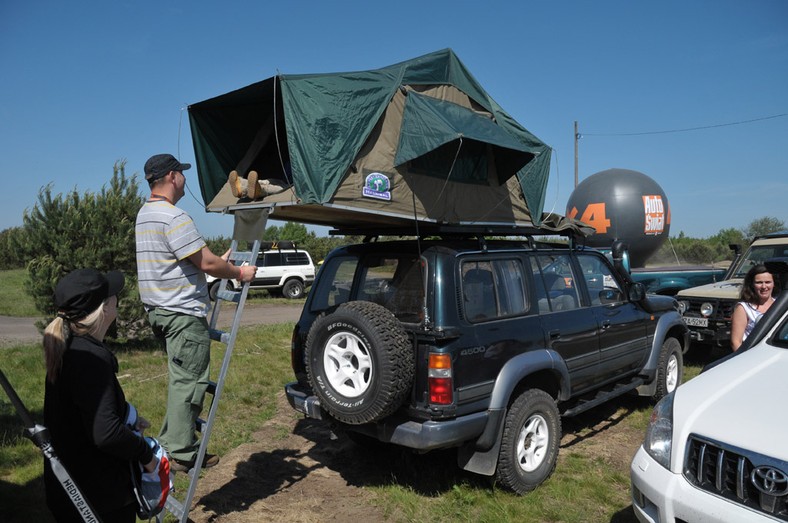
{"left": 21, "top": 161, "right": 147, "bottom": 338}
{"left": 0, "top": 226, "right": 26, "bottom": 269}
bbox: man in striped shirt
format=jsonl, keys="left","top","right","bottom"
{"left": 135, "top": 153, "right": 255, "bottom": 472}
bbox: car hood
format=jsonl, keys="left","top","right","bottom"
{"left": 673, "top": 345, "right": 788, "bottom": 463}
{"left": 675, "top": 278, "right": 742, "bottom": 300}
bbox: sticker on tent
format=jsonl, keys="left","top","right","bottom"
{"left": 362, "top": 172, "right": 392, "bottom": 201}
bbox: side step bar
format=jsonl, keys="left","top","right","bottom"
{"left": 562, "top": 377, "right": 644, "bottom": 418}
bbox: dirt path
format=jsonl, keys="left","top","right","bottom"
{"left": 0, "top": 303, "right": 303, "bottom": 347}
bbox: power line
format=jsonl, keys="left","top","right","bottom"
{"left": 581, "top": 112, "right": 787, "bottom": 137}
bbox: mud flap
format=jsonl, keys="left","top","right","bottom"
{"left": 457, "top": 436, "right": 502, "bottom": 477}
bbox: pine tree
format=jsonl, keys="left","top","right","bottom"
{"left": 22, "top": 161, "right": 147, "bottom": 339}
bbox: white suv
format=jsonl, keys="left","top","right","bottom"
{"left": 630, "top": 260, "right": 788, "bottom": 522}
{"left": 207, "top": 243, "right": 315, "bottom": 300}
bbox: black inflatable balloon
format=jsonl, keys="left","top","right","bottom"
{"left": 566, "top": 168, "right": 670, "bottom": 268}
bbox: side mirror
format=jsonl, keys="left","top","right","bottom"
{"left": 628, "top": 282, "right": 646, "bottom": 302}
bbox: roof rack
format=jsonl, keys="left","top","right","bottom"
{"left": 260, "top": 240, "right": 299, "bottom": 251}
{"left": 329, "top": 223, "right": 576, "bottom": 240}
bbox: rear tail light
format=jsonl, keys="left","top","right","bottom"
{"left": 428, "top": 353, "right": 453, "bottom": 405}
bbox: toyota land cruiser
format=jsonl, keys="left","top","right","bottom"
{"left": 285, "top": 228, "right": 688, "bottom": 493}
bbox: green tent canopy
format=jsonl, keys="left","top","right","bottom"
{"left": 188, "top": 48, "right": 586, "bottom": 235}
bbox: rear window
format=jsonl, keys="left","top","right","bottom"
{"left": 310, "top": 254, "right": 425, "bottom": 324}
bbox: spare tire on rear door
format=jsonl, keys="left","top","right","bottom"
{"left": 305, "top": 301, "right": 414, "bottom": 425}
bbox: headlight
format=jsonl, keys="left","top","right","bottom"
{"left": 644, "top": 391, "right": 674, "bottom": 469}
{"left": 700, "top": 302, "right": 714, "bottom": 317}
{"left": 677, "top": 301, "right": 689, "bottom": 314}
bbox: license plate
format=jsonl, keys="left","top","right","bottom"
{"left": 683, "top": 316, "right": 708, "bottom": 328}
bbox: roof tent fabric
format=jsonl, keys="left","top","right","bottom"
{"left": 394, "top": 91, "right": 537, "bottom": 184}
{"left": 189, "top": 49, "right": 575, "bottom": 232}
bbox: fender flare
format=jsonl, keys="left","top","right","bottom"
{"left": 458, "top": 349, "right": 570, "bottom": 478}
{"left": 483, "top": 349, "right": 569, "bottom": 446}
{"left": 636, "top": 310, "right": 689, "bottom": 396}
{"left": 641, "top": 310, "right": 688, "bottom": 374}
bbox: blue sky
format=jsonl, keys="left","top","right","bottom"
{"left": 1, "top": 1, "right": 786, "bottom": 240}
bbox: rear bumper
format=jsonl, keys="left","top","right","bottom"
{"left": 285, "top": 382, "right": 488, "bottom": 451}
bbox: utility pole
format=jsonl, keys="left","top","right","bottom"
{"left": 574, "top": 121, "right": 579, "bottom": 188}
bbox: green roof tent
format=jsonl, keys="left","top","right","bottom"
{"left": 189, "top": 49, "right": 587, "bottom": 235}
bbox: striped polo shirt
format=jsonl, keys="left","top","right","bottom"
{"left": 135, "top": 200, "right": 209, "bottom": 317}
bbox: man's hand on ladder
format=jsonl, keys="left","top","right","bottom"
{"left": 238, "top": 265, "right": 255, "bottom": 283}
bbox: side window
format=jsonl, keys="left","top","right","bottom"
{"left": 533, "top": 254, "right": 580, "bottom": 313}
{"left": 358, "top": 255, "right": 425, "bottom": 323}
{"left": 285, "top": 252, "right": 309, "bottom": 266}
{"left": 577, "top": 254, "right": 623, "bottom": 306}
{"left": 461, "top": 258, "right": 528, "bottom": 322}
{"left": 262, "top": 253, "right": 284, "bottom": 267}
{"left": 310, "top": 257, "right": 358, "bottom": 309}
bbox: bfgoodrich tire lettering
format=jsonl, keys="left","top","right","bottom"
{"left": 305, "top": 301, "right": 413, "bottom": 425}
{"left": 496, "top": 389, "right": 561, "bottom": 494}
{"left": 654, "top": 337, "right": 683, "bottom": 401}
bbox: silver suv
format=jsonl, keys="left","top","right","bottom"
{"left": 207, "top": 242, "right": 315, "bottom": 300}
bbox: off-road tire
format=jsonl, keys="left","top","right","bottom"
{"left": 496, "top": 389, "right": 561, "bottom": 494}
{"left": 282, "top": 278, "right": 305, "bottom": 299}
{"left": 305, "top": 301, "right": 413, "bottom": 425}
{"left": 654, "top": 337, "right": 683, "bottom": 401}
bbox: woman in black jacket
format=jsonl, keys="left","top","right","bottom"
{"left": 43, "top": 269, "right": 157, "bottom": 522}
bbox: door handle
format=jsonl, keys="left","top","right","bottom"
{"left": 601, "top": 320, "right": 611, "bottom": 330}
{"left": 549, "top": 329, "right": 560, "bottom": 339}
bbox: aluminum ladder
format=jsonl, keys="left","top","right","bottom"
{"left": 163, "top": 238, "right": 261, "bottom": 523}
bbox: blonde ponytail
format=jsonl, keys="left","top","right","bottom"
{"left": 43, "top": 302, "right": 107, "bottom": 383}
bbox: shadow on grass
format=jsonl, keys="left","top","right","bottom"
{"left": 610, "top": 504, "right": 639, "bottom": 522}
{"left": 198, "top": 416, "right": 487, "bottom": 519}
{"left": 0, "top": 474, "right": 53, "bottom": 522}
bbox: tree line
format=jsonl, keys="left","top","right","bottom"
{"left": 0, "top": 161, "right": 783, "bottom": 339}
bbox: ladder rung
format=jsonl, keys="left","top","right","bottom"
{"left": 230, "top": 252, "right": 253, "bottom": 263}
{"left": 217, "top": 289, "right": 241, "bottom": 303}
{"left": 208, "top": 329, "right": 230, "bottom": 344}
{"left": 165, "top": 495, "right": 186, "bottom": 518}
{"left": 196, "top": 417, "right": 207, "bottom": 433}
{"left": 207, "top": 380, "right": 217, "bottom": 395}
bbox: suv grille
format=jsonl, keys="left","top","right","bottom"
{"left": 684, "top": 436, "right": 788, "bottom": 521}
{"left": 682, "top": 298, "right": 735, "bottom": 322}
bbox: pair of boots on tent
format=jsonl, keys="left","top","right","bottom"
{"left": 228, "top": 170, "right": 289, "bottom": 200}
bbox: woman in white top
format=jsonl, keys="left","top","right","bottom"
{"left": 730, "top": 264, "right": 776, "bottom": 351}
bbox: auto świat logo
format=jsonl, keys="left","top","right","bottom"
{"left": 362, "top": 172, "right": 391, "bottom": 201}
{"left": 642, "top": 195, "right": 665, "bottom": 236}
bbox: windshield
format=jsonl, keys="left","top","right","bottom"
{"left": 733, "top": 244, "right": 788, "bottom": 278}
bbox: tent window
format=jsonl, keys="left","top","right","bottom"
{"left": 408, "top": 140, "right": 490, "bottom": 184}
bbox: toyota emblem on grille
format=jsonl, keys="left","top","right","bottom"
{"left": 751, "top": 466, "right": 788, "bottom": 496}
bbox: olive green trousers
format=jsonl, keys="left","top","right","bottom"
{"left": 147, "top": 308, "right": 210, "bottom": 463}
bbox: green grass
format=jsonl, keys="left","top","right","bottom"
{"left": 0, "top": 330, "right": 704, "bottom": 523}
{"left": 0, "top": 269, "right": 39, "bottom": 316}
{"left": 0, "top": 323, "right": 294, "bottom": 522}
